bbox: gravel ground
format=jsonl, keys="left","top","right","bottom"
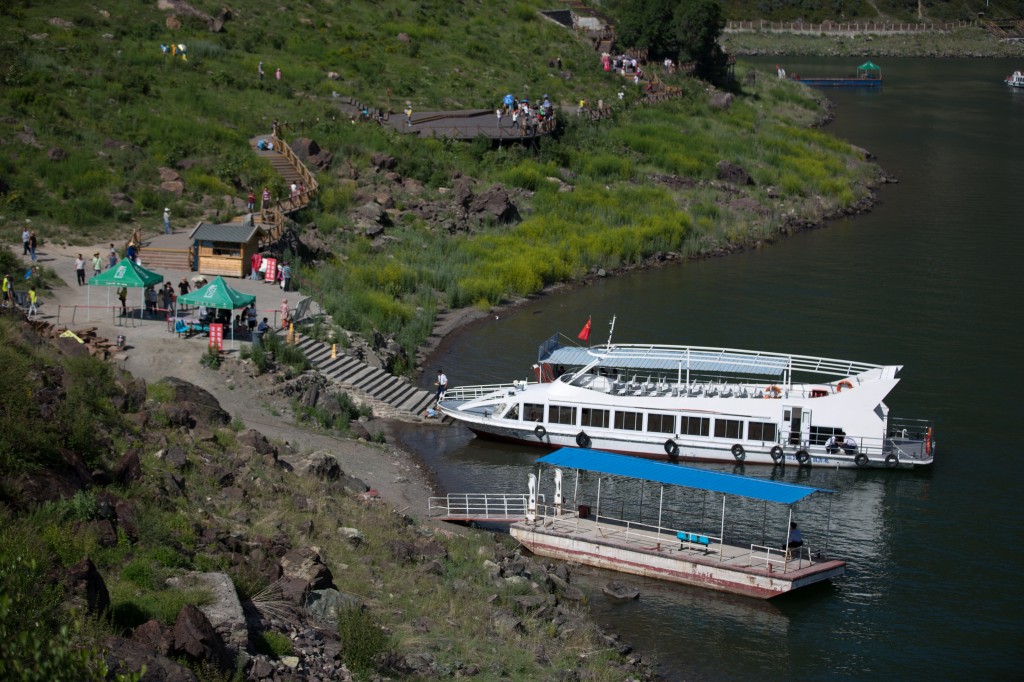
{"left": 19, "top": 236, "right": 442, "bottom": 519}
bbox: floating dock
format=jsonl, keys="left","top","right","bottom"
{"left": 441, "top": 449, "right": 847, "bottom": 599}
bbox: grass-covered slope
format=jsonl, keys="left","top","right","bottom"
{"left": 1, "top": 1, "right": 882, "bottom": 368}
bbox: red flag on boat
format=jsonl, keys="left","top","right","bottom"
{"left": 577, "top": 317, "right": 592, "bottom": 343}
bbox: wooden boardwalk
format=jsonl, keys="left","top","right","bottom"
{"left": 382, "top": 108, "right": 555, "bottom": 141}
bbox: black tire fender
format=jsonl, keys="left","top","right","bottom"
{"left": 534, "top": 424, "right": 546, "bottom": 439}
{"left": 770, "top": 446, "right": 784, "bottom": 464}
{"left": 576, "top": 431, "right": 591, "bottom": 448}
{"left": 731, "top": 444, "right": 745, "bottom": 462}
{"left": 796, "top": 450, "right": 810, "bottom": 466}
{"left": 855, "top": 452, "right": 869, "bottom": 467}
{"left": 665, "top": 439, "right": 680, "bottom": 459}
{"left": 885, "top": 454, "right": 898, "bottom": 468}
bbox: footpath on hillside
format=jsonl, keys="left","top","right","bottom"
{"left": 5, "top": 236, "right": 441, "bottom": 518}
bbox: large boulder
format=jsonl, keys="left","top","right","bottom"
{"left": 289, "top": 137, "right": 334, "bottom": 170}
{"left": 104, "top": 636, "right": 198, "bottom": 682}
{"left": 716, "top": 160, "right": 755, "bottom": 186}
{"left": 167, "top": 572, "right": 247, "bottom": 663}
{"left": 468, "top": 185, "right": 520, "bottom": 225}
{"left": 278, "top": 547, "right": 336, "bottom": 605}
{"left": 160, "top": 377, "right": 231, "bottom": 427}
{"left": 66, "top": 557, "right": 110, "bottom": 616}
{"left": 172, "top": 604, "right": 231, "bottom": 672}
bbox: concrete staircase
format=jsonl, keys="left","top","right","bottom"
{"left": 294, "top": 335, "right": 437, "bottom": 420}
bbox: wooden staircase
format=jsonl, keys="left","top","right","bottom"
{"left": 293, "top": 335, "right": 438, "bottom": 420}
{"left": 248, "top": 131, "right": 319, "bottom": 243}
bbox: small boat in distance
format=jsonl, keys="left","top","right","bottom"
{"left": 781, "top": 61, "right": 883, "bottom": 88}
{"left": 438, "top": 318, "right": 936, "bottom": 469}
{"left": 1006, "top": 70, "right": 1024, "bottom": 88}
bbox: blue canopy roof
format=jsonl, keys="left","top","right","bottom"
{"left": 536, "top": 449, "right": 831, "bottom": 504}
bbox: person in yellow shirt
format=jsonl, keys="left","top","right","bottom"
{"left": 27, "top": 286, "right": 38, "bottom": 319}
{"left": 1, "top": 274, "right": 10, "bottom": 308}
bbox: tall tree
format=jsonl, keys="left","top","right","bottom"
{"left": 674, "top": 0, "right": 728, "bottom": 83}
{"left": 612, "top": 0, "right": 729, "bottom": 85}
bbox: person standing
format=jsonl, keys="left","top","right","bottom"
{"left": 247, "top": 190, "right": 256, "bottom": 213}
{"left": 280, "top": 262, "right": 292, "bottom": 292}
{"left": 28, "top": 231, "right": 37, "bottom": 262}
{"left": 117, "top": 286, "right": 128, "bottom": 315}
{"left": 163, "top": 207, "right": 171, "bottom": 235}
{"left": 280, "top": 298, "right": 289, "bottom": 328}
{"left": 434, "top": 369, "right": 448, "bottom": 402}
{"left": 108, "top": 244, "right": 118, "bottom": 269}
{"left": 261, "top": 187, "right": 271, "bottom": 210}
{"left": 404, "top": 105, "right": 413, "bottom": 127}
{"left": 257, "top": 61, "right": 264, "bottom": 80}
{"left": 275, "top": 67, "right": 281, "bottom": 81}
{"left": 1, "top": 274, "right": 11, "bottom": 308}
{"left": 246, "top": 302, "right": 258, "bottom": 335}
{"left": 75, "top": 254, "right": 86, "bottom": 286}
{"left": 21, "top": 222, "right": 30, "bottom": 255}
{"left": 91, "top": 252, "right": 102, "bottom": 278}
{"left": 27, "top": 286, "right": 38, "bottom": 319}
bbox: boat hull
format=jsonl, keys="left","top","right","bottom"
{"left": 510, "top": 522, "right": 846, "bottom": 599}
{"left": 459, "top": 421, "right": 932, "bottom": 470}
{"left": 796, "top": 77, "right": 882, "bottom": 88}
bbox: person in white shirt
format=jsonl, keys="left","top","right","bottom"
{"left": 434, "top": 369, "right": 448, "bottom": 402}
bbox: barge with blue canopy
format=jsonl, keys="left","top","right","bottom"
{"left": 508, "top": 449, "right": 845, "bottom": 599}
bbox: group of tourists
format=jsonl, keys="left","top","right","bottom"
{"left": 497, "top": 93, "right": 556, "bottom": 135}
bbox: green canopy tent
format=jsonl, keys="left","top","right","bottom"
{"left": 176, "top": 276, "right": 256, "bottom": 347}
{"left": 857, "top": 61, "right": 881, "bottom": 80}
{"left": 87, "top": 257, "right": 164, "bottom": 321}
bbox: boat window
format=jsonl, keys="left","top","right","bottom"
{"left": 714, "top": 419, "right": 742, "bottom": 440}
{"left": 646, "top": 413, "right": 676, "bottom": 434}
{"left": 504, "top": 403, "right": 520, "bottom": 420}
{"left": 581, "top": 407, "right": 609, "bottom": 428}
{"left": 548, "top": 405, "right": 576, "bottom": 425}
{"left": 524, "top": 403, "right": 544, "bottom": 422}
{"left": 615, "top": 411, "right": 643, "bottom": 431}
{"left": 747, "top": 421, "right": 778, "bottom": 442}
{"left": 810, "top": 426, "right": 842, "bottom": 446}
{"left": 680, "top": 416, "right": 710, "bottom": 437}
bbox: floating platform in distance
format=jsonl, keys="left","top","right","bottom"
{"left": 795, "top": 76, "right": 883, "bottom": 88}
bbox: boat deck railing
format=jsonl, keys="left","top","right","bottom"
{"left": 444, "top": 375, "right": 870, "bottom": 402}
{"left": 531, "top": 503, "right": 819, "bottom": 574}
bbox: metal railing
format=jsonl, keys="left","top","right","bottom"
{"left": 749, "top": 542, "right": 811, "bottom": 573}
{"left": 427, "top": 493, "right": 542, "bottom": 521}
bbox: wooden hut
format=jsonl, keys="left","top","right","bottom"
{"left": 188, "top": 222, "right": 263, "bottom": 278}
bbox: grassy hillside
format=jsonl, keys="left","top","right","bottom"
{"left": 1, "top": 0, "right": 885, "bottom": 369}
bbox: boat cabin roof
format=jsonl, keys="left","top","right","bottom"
{"left": 537, "top": 448, "right": 833, "bottom": 504}
{"left": 539, "top": 341, "right": 884, "bottom": 379}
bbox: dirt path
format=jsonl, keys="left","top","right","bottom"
{"left": 11, "top": 237, "right": 442, "bottom": 519}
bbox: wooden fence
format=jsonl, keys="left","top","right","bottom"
{"left": 726, "top": 19, "right": 973, "bottom": 34}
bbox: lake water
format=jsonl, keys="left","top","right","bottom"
{"left": 400, "top": 57, "right": 1024, "bottom": 679}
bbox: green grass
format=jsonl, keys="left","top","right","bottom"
{"left": 0, "top": 0, "right": 897, "bottom": 371}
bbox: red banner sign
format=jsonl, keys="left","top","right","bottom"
{"left": 209, "top": 323, "right": 223, "bottom": 350}
{"left": 263, "top": 257, "right": 278, "bottom": 284}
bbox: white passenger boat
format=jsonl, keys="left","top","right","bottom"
{"left": 1006, "top": 70, "right": 1024, "bottom": 88}
{"left": 437, "top": 321, "right": 935, "bottom": 469}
